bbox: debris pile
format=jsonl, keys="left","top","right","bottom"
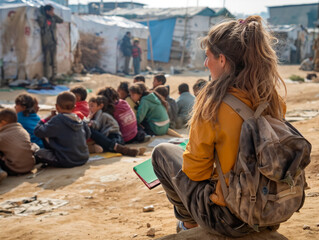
{"left": 0, "top": 195, "right": 68, "bottom": 217}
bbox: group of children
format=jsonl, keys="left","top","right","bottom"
{"left": 0, "top": 74, "right": 207, "bottom": 183}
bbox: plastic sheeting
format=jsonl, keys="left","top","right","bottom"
{"left": 0, "top": 0, "right": 71, "bottom": 22}
{"left": 0, "top": 2, "right": 72, "bottom": 80}
{"left": 140, "top": 18, "right": 176, "bottom": 63}
{"left": 72, "top": 15, "right": 148, "bottom": 74}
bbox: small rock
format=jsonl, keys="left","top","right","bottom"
{"left": 132, "top": 234, "right": 138, "bottom": 238}
{"left": 85, "top": 196, "right": 94, "bottom": 199}
{"left": 146, "top": 228, "right": 155, "bottom": 237}
{"left": 143, "top": 205, "right": 154, "bottom": 212}
{"left": 316, "top": 223, "right": 319, "bottom": 227}
{"left": 157, "top": 191, "right": 164, "bottom": 194}
{"left": 35, "top": 210, "right": 46, "bottom": 215}
{"left": 147, "top": 223, "right": 151, "bottom": 228}
{"left": 303, "top": 225, "right": 311, "bottom": 230}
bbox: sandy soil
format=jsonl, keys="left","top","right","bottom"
{"left": 0, "top": 65, "right": 319, "bottom": 240}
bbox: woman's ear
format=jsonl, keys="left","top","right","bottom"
{"left": 219, "top": 54, "right": 227, "bottom": 68}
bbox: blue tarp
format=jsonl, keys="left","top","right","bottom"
{"left": 27, "top": 85, "right": 69, "bottom": 95}
{"left": 140, "top": 18, "right": 176, "bottom": 63}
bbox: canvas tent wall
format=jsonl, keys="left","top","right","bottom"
{"left": 105, "top": 7, "right": 234, "bottom": 69}
{"left": 72, "top": 15, "right": 148, "bottom": 74}
{"left": 0, "top": 0, "right": 72, "bottom": 81}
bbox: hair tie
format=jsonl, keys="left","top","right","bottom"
{"left": 239, "top": 20, "right": 246, "bottom": 24}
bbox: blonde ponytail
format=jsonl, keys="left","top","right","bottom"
{"left": 191, "top": 15, "right": 286, "bottom": 125}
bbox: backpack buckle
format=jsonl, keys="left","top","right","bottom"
{"left": 250, "top": 195, "right": 256, "bottom": 202}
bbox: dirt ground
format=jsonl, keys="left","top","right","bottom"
{"left": 0, "top": 65, "right": 319, "bottom": 240}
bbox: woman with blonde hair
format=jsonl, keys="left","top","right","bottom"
{"left": 151, "top": 16, "right": 287, "bottom": 236}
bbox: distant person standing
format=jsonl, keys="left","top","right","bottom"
{"left": 132, "top": 39, "right": 142, "bottom": 75}
{"left": 37, "top": 4, "right": 63, "bottom": 82}
{"left": 121, "top": 32, "right": 132, "bottom": 75}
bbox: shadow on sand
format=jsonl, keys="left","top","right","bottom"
{"left": 0, "top": 156, "right": 122, "bottom": 195}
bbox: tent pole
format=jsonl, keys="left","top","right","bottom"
{"left": 147, "top": 19, "right": 155, "bottom": 70}
{"left": 180, "top": 10, "right": 188, "bottom": 67}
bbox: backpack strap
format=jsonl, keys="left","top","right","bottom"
{"left": 215, "top": 94, "right": 255, "bottom": 199}
{"left": 223, "top": 94, "right": 254, "bottom": 121}
{"left": 223, "top": 94, "right": 269, "bottom": 119}
{"left": 214, "top": 151, "right": 229, "bottom": 199}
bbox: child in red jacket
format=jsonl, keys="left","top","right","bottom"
{"left": 70, "top": 86, "right": 89, "bottom": 118}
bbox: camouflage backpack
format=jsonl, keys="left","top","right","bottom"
{"left": 215, "top": 94, "right": 311, "bottom": 231}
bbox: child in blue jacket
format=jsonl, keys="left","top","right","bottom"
{"left": 15, "top": 94, "right": 44, "bottom": 148}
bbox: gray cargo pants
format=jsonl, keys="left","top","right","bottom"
{"left": 43, "top": 45, "right": 57, "bottom": 80}
{"left": 152, "top": 143, "right": 254, "bottom": 237}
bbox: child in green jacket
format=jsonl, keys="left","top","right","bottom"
{"left": 129, "top": 83, "right": 169, "bottom": 136}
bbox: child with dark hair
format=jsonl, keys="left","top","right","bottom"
{"left": 98, "top": 86, "right": 147, "bottom": 143}
{"left": 176, "top": 83, "right": 195, "bottom": 128}
{"left": 34, "top": 91, "right": 90, "bottom": 168}
{"left": 117, "top": 81, "right": 137, "bottom": 114}
{"left": 129, "top": 83, "right": 169, "bottom": 135}
{"left": 15, "top": 94, "right": 44, "bottom": 148}
{"left": 152, "top": 74, "right": 166, "bottom": 89}
{"left": 193, "top": 79, "right": 208, "bottom": 97}
{"left": 133, "top": 75, "right": 145, "bottom": 83}
{"left": 70, "top": 86, "right": 89, "bottom": 118}
{"left": 0, "top": 108, "right": 37, "bottom": 181}
{"left": 88, "top": 95, "right": 145, "bottom": 156}
{"left": 154, "top": 85, "right": 178, "bottom": 129}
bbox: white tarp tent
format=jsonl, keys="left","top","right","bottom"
{"left": 0, "top": 0, "right": 72, "bottom": 81}
{"left": 72, "top": 15, "right": 148, "bottom": 74}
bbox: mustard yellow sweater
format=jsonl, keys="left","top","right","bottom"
{"left": 183, "top": 88, "right": 286, "bottom": 206}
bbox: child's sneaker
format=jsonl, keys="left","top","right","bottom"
{"left": 115, "top": 144, "right": 138, "bottom": 157}
{"left": 143, "top": 135, "right": 151, "bottom": 143}
{"left": 0, "top": 169, "right": 8, "bottom": 183}
{"left": 88, "top": 143, "right": 103, "bottom": 153}
{"left": 93, "top": 144, "right": 103, "bottom": 153}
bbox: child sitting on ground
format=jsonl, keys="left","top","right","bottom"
{"left": 15, "top": 94, "right": 44, "bottom": 148}
{"left": 98, "top": 87, "right": 148, "bottom": 143}
{"left": 88, "top": 95, "right": 145, "bottom": 156}
{"left": 192, "top": 79, "right": 208, "bottom": 97}
{"left": 117, "top": 81, "right": 137, "bottom": 115}
{"left": 0, "top": 108, "right": 37, "bottom": 181}
{"left": 152, "top": 74, "right": 166, "bottom": 89}
{"left": 154, "top": 85, "right": 178, "bottom": 129}
{"left": 34, "top": 91, "right": 90, "bottom": 168}
{"left": 129, "top": 83, "right": 170, "bottom": 135}
{"left": 133, "top": 75, "right": 145, "bottom": 83}
{"left": 176, "top": 83, "right": 195, "bottom": 128}
{"left": 70, "top": 86, "right": 90, "bottom": 118}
